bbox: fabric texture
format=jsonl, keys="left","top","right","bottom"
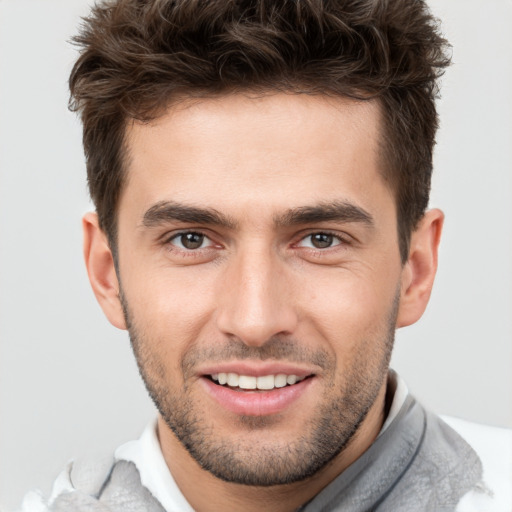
{"left": 299, "top": 397, "right": 485, "bottom": 511}
{"left": 49, "top": 461, "right": 165, "bottom": 512}
{"left": 20, "top": 375, "right": 512, "bottom": 512}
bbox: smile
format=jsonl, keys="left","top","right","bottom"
{"left": 210, "top": 373, "right": 307, "bottom": 391}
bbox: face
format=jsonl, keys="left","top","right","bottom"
{"left": 115, "top": 93, "right": 405, "bottom": 485}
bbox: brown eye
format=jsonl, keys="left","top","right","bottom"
{"left": 172, "top": 232, "right": 207, "bottom": 250}
{"left": 310, "top": 233, "right": 335, "bottom": 248}
{"left": 296, "top": 232, "right": 343, "bottom": 249}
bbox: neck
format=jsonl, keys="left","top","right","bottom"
{"left": 158, "top": 383, "right": 389, "bottom": 512}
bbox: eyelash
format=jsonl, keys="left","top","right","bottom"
{"left": 295, "top": 231, "right": 349, "bottom": 250}
{"left": 163, "top": 230, "right": 216, "bottom": 256}
{"left": 163, "top": 229, "right": 350, "bottom": 254}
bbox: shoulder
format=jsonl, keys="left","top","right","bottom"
{"left": 20, "top": 455, "right": 115, "bottom": 512}
{"left": 376, "top": 400, "right": 511, "bottom": 512}
{"left": 441, "top": 415, "right": 512, "bottom": 512}
{"left": 20, "top": 456, "right": 166, "bottom": 512}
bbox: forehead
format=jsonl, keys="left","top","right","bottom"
{"left": 121, "top": 93, "right": 391, "bottom": 224}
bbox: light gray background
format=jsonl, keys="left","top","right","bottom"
{"left": 0, "top": 0, "right": 511, "bottom": 510}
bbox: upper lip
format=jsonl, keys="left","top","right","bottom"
{"left": 197, "top": 361, "right": 317, "bottom": 378}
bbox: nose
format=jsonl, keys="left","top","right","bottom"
{"left": 215, "top": 246, "right": 298, "bottom": 346}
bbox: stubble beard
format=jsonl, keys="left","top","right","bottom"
{"left": 121, "top": 291, "right": 398, "bottom": 487}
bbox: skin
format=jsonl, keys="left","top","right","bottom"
{"left": 83, "top": 93, "right": 443, "bottom": 512}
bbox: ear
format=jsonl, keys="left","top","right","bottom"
{"left": 83, "top": 212, "right": 127, "bottom": 330}
{"left": 396, "top": 209, "right": 444, "bottom": 328}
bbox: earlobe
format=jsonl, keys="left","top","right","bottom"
{"left": 82, "top": 212, "right": 127, "bottom": 330}
{"left": 396, "top": 209, "right": 444, "bottom": 328}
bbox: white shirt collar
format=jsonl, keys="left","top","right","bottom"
{"left": 114, "top": 421, "right": 194, "bottom": 512}
{"left": 380, "top": 370, "right": 409, "bottom": 436}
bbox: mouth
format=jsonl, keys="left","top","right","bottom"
{"left": 207, "top": 372, "right": 310, "bottom": 391}
{"left": 200, "top": 368, "right": 316, "bottom": 416}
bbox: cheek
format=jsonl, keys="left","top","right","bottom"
{"left": 123, "top": 266, "right": 218, "bottom": 343}
{"left": 299, "top": 267, "right": 399, "bottom": 348}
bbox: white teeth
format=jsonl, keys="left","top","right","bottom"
{"left": 256, "top": 375, "right": 275, "bottom": 390}
{"left": 227, "top": 373, "right": 239, "bottom": 387}
{"left": 238, "top": 375, "right": 257, "bottom": 389}
{"left": 286, "top": 375, "right": 297, "bottom": 385}
{"left": 211, "top": 372, "right": 306, "bottom": 390}
{"left": 274, "top": 374, "right": 287, "bottom": 388}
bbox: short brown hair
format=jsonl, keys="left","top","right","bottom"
{"left": 69, "top": 0, "right": 450, "bottom": 262}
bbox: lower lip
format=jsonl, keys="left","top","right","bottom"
{"left": 201, "top": 377, "right": 314, "bottom": 416}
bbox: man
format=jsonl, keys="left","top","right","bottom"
{"left": 21, "top": 0, "right": 511, "bottom": 511}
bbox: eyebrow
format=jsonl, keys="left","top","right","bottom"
{"left": 274, "top": 201, "right": 374, "bottom": 228}
{"left": 141, "top": 201, "right": 238, "bottom": 229}
{"left": 141, "top": 199, "right": 374, "bottom": 230}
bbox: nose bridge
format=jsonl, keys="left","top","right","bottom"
{"left": 216, "top": 241, "right": 297, "bottom": 345}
